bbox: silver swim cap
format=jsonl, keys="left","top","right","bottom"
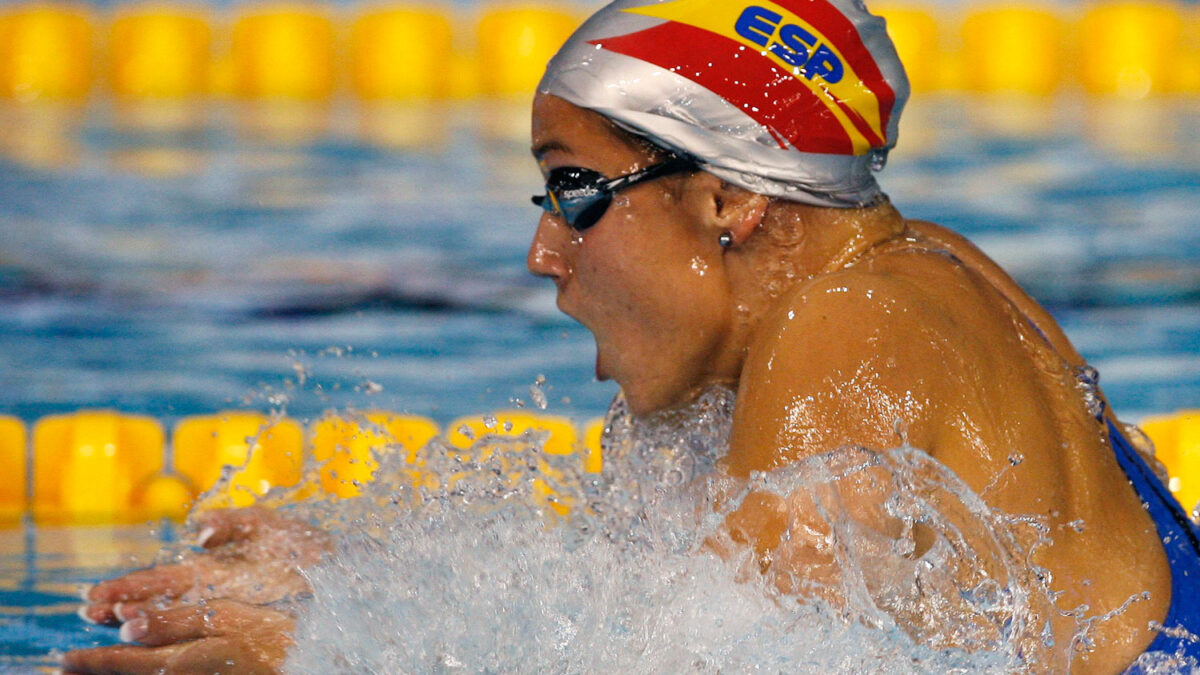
{"left": 538, "top": 0, "right": 909, "bottom": 207}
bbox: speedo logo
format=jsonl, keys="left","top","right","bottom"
{"left": 559, "top": 187, "right": 599, "bottom": 200}
{"left": 734, "top": 5, "right": 845, "bottom": 83}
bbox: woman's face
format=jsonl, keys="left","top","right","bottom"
{"left": 528, "top": 94, "right": 736, "bottom": 415}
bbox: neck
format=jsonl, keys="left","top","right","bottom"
{"left": 714, "top": 199, "right": 906, "bottom": 376}
{"left": 768, "top": 198, "right": 905, "bottom": 277}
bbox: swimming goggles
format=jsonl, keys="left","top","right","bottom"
{"left": 531, "top": 157, "right": 695, "bottom": 232}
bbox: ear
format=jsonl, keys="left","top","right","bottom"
{"left": 681, "top": 172, "right": 769, "bottom": 246}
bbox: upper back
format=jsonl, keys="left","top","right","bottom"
{"left": 724, "top": 222, "right": 1171, "bottom": 672}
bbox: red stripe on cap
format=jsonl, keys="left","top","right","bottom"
{"left": 594, "top": 21, "right": 855, "bottom": 155}
{"left": 773, "top": 0, "right": 897, "bottom": 133}
{"left": 831, "top": 95, "right": 883, "bottom": 149}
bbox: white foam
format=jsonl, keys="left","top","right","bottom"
{"left": 280, "top": 388, "right": 1055, "bottom": 673}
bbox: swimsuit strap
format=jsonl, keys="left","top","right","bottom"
{"left": 1106, "top": 420, "right": 1200, "bottom": 667}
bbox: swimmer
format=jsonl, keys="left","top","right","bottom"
{"left": 65, "top": 0, "right": 1200, "bottom": 673}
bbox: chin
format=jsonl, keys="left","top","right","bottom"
{"left": 594, "top": 354, "right": 620, "bottom": 386}
{"left": 618, "top": 387, "right": 665, "bottom": 417}
{"left": 590, "top": 333, "right": 611, "bottom": 382}
{"left": 594, "top": 353, "right": 609, "bottom": 382}
{"left": 592, "top": 338, "right": 675, "bottom": 414}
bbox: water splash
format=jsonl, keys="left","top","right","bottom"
{"left": 164, "top": 360, "right": 1195, "bottom": 672}
{"left": 529, "top": 374, "right": 548, "bottom": 410}
{"left": 1074, "top": 364, "right": 1106, "bottom": 420}
{"left": 279, "top": 388, "right": 1079, "bottom": 673}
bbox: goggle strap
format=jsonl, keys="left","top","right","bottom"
{"left": 602, "top": 156, "right": 695, "bottom": 194}
{"left": 532, "top": 156, "right": 696, "bottom": 226}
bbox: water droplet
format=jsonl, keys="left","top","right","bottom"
{"left": 868, "top": 148, "right": 888, "bottom": 172}
{"left": 530, "top": 375, "right": 548, "bottom": 410}
{"left": 1074, "top": 364, "right": 1105, "bottom": 419}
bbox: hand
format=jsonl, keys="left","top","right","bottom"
{"left": 713, "top": 458, "right": 908, "bottom": 600}
{"left": 79, "top": 506, "right": 331, "bottom": 625}
{"left": 719, "top": 489, "right": 842, "bottom": 597}
{"left": 63, "top": 599, "right": 292, "bottom": 675}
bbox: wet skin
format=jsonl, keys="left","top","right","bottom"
{"left": 65, "top": 94, "right": 1170, "bottom": 674}
{"left": 66, "top": 507, "right": 327, "bottom": 674}
{"left": 528, "top": 94, "right": 1171, "bottom": 673}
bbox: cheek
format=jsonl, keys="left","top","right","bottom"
{"left": 575, "top": 227, "right": 726, "bottom": 337}
{"left": 571, "top": 247, "right": 645, "bottom": 326}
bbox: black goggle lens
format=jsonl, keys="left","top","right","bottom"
{"left": 531, "top": 157, "right": 694, "bottom": 232}
{"left": 532, "top": 167, "right": 612, "bottom": 232}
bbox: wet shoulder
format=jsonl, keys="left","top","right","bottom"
{"left": 758, "top": 242, "right": 1008, "bottom": 356}
{"left": 731, "top": 248, "right": 1013, "bottom": 474}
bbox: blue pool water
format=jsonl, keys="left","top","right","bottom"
{"left": 0, "top": 99, "right": 1197, "bottom": 426}
{"left": 0, "top": 95, "right": 1198, "bottom": 669}
{"left": 1, "top": 525, "right": 173, "bottom": 671}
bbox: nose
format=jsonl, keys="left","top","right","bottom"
{"left": 526, "top": 212, "right": 573, "bottom": 283}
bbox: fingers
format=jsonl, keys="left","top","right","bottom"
{"left": 194, "top": 507, "right": 276, "bottom": 549}
{"left": 195, "top": 506, "right": 331, "bottom": 564}
{"left": 63, "top": 637, "right": 279, "bottom": 675}
{"left": 84, "top": 563, "right": 207, "bottom": 606}
{"left": 81, "top": 508, "right": 268, "bottom": 607}
{"left": 80, "top": 556, "right": 250, "bottom": 624}
{"left": 80, "top": 507, "right": 326, "bottom": 626}
{"left": 126, "top": 600, "right": 293, "bottom": 648}
{"left": 64, "top": 601, "right": 293, "bottom": 675}
{"left": 62, "top": 643, "right": 197, "bottom": 675}
{"left": 80, "top": 596, "right": 190, "bottom": 626}
{"left": 78, "top": 602, "right": 132, "bottom": 627}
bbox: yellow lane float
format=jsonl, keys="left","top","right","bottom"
{"left": 311, "top": 412, "right": 439, "bottom": 497}
{"left": 0, "top": 3, "right": 92, "bottom": 100}
{"left": 3, "top": 1, "right": 1199, "bottom": 101}
{"left": 1144, "top": 410, "right": 1200, "bottom": 516}
{"left": 230, "top": 4, "right": 335, "bottom": 99}
{"left": 32, "top": 411, "right": 164, "bottom": 524}
{"left": 475, "top": 7, "right": 581, "bottom": 97}
{"left": 0, "top": 416, "right": 26, "bottom": 524}
{"left": 110, "top": 5, "right": 211, "bottom": 98}
{"left": 351, "top": 6, "right": 453, "bottom": 100}
{"left": 1079, "top": 1, "right": 1183, "bottom": 97}
{"left": 4, "top": 409, "right": 606, "bottom": 522}
{"left": 17, "top": 408, "right": 1200, "bottom": 525}
{"left": 136, "top": 472, "right": 194, "bottom": 520}
{"left": 1177, "top": 6, "right": 1200, "bottom": 94}
{"left": 448, "top": 409, "right": 578, "bottom": 454}
{"left": 962, "top": 5, "right": 1064, "bottom": 95}
{"left": 174, "top": 412, "right": 304, "bottom": 507}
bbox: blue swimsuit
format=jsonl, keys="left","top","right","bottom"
{"left": 1108, "top": 419, "right": 1200, "bottom": 666}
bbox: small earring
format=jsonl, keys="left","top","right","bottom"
{"left": 718, "top": 231, "right": 733, "bottom": 248}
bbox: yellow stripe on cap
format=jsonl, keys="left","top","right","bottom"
{"left": 623, "top": 0, "right": 884, "bottom": 153}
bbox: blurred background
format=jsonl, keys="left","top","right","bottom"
{"left": 0, "top": 2, "right": 1199, "bottom": 664}
{"left": 0, "top": 0, "right": 1197, "bottom": 504}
